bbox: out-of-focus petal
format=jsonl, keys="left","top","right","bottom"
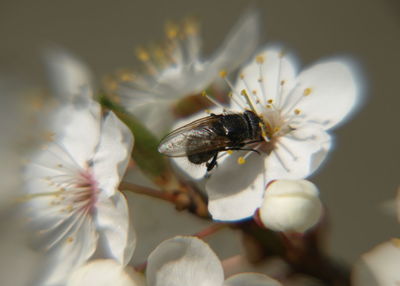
{"left": 95, "top": 192, "right": 136, "bottom": 265}
{"left": 224, "top": 273, "right": 282, "bottom": 286}
{"left": 67, "top": 259, "right": 144, "bottom": 286}
{"left": 291, "top": 60, "right": 360, "bottom": 130}
{"left": 92, "top": 111, "right": 134, "bottom": 197}
{"left": 352, "top": 239, "right": 400, "bottom": 286}
{"left": 147, "top": 236, "right": 223, "bottom": 286}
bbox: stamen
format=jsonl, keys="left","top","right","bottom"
{"left": 275, "top": 52, "right": 284, "bottom": 108}
{"left": 201, "top": 91, "right": 226, "bottom": 111}
{"left": 240, "top": 89, "right": 257, "bottom": 114}
{"left": 228, "top": 92, "right": 246, "bottom": 110}
{"left": 276, "top": 141, "right": 298, "bottom": 162}
{"left": 237, "top": 157, "right": 246, "bottom": 165}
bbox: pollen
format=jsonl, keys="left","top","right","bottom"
{"left": 219, "top": 70, "right": 227, "bottom": 78}
{"left": 294, "top": 109, "right": 301, "bottom": 115}
{"left": 237, "top": 157, "right": 246, "bottom": 165}
{"left": 303, "top": 88, "right": 312, "bottom": 96}
{"left": 256, "top": 55, "right": 264, "bottom": 64}
{"left": 267, "top": 99, "right": 273, "bottom": 104}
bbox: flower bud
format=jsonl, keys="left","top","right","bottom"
{"left": 259, "top": 180, "right": 323, "bottom": 233}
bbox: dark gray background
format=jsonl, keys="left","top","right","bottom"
{"left": 1, "top": 0, "right": 399, "bottom": 269}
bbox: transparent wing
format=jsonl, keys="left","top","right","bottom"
{"left": 158, "top": 115, "right": 233, "bottom": 157}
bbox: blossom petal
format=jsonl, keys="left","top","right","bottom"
{"left": 234, "top": 46, "right": 298, "bottom": 111}
{"left": 67, "top": 259, "right": 145, "bottom": 286}
{"left": 92, "top": 111, "right": 134, "bottom": 197}
{"left": 352, "top": 240, "right": 400, "bottom": 286}
{"left": 95, "top": 191, "right": 136, "bottom": 265}
{"left": 36, "top": 214, "right": 98, "bottom": 286}
{"left": 206, "top": 152, "right": 266, "bottom": 221}
{"left": 147, "top": 236, "right": 224, "bottom": 286}
{"left": 265, "top": 125, "right": 331, "bottom": 181}
{"left": 224, "top": 273, "right": 282, "bottom": 286}
{"left": 291, "top": 59, "right": 361, "bottom": 130}
{"left": 45, "top": 49, "right": 93, "bottom": 101}
{"left": 211, "top": 9, "right": 260, "bottom": 73}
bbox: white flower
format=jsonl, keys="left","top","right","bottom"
{"left": 172, "top": 46, "right": 361, "bottom": 221}
{"left": 23, "top": 52, "right": 135, "bottom": 285}
{"left": 67, "top": 259, "right": 145, "bottom": 286}
{"left": 352, "top": 239, "right": 400, "bottom": 286}
{"left": 259, "top": 180, "right": 322, "bottom": 233}
{"left": 147, "top": 236, "right": 282, "bottom": 286}
{"left": 117, "top": 10, "right": 260, "bottom": 135}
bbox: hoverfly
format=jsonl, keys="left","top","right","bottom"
{"left": 158, "top": 110, "right": 264, "bottom": 172}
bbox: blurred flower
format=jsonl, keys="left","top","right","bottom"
{"left": 352, "top": 239, "right": 400, "bottom": 286}
{"left": 67, "top": 259, "right": 145, "bottom": 286}
{"left": 259, "top": 180, "right": 322, "bottom": 233}
{"left": 172, "top": 46, "right": 361, "bottom": 221}
{"left": 22, "top": 52, "right": 135, "bottom": 285}
{"left": 116, "top": 10, "right": 260, "bottom": 135}
{"left": 147, "top": 236, "right": 282, "bottom": 286}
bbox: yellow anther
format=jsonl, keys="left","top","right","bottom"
{"left": 136, "top": 47, "right": 150, "bottom": 62}
{"left": 226, "top": 150, "right": 233, "bottom": 155}
{"left": 219, "top": 70, "right": 227, "bottom": 78}
{"left": 183, "top": 18, "right": 199, "bottom": 35}
{"left": 240, "top": 89, "right": 248, "bottom": 96}
{"left": 267, "top": 99, "right": 273, "bottom": 104}
{"left": 66, "top": 237, "right": 74, "bottom": 243}
{"left": 66, "top": 205, "right": 73, "bottom": 212}
{"left": 294, "top": 109, "right": 301, "bottom": 115}
{"left": 280, "top": 80, "right": 286, "bottom": 86}
{"left": 273, "top": 127, "right": 280, "bottom": 133}
{"left": 43, "top": 131, "right": 55, "bottom": 142}
{"left": 227, "top": 92, "right": 233, "bottom": 98}
{"left": 102, "top": 75, "right": 118, "bottom": 91}
{"left": 165, "top": 21, "right": 179, "bottom": 39}
{"left": 256, "top": 55, "right": 264, "bottom": 64}
{"left": 239, "top": 74, "right": 245, "bottom": 79}
{"left": 266, "top": 104, "right": 272, "bottom": 109}
{"left": 391, "top": 238, "right": 400, "bottom": 248}
{"left": 205, "top": 109, "right": 211, "bottom": 114}
{"left": 303, "top": 88, "right": 312, "bottom": 96}
{"left": 117, "top": 70, "right": 135, "bottom": 82}
{"left": 237, "top": 157, "right": 246, "bottom": 165}
{"left": 252, "top": 90, "right": 257, "bottom": 95}
{"left": 201, "top": 90, "right": 207, "bottom": 97}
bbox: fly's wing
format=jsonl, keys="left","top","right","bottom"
{"left": 158, "top": 115, "right": 232, "bottom": 157}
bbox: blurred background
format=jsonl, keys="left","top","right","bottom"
{"left": 0, "top": 0, "right": 399, "bottom": 285}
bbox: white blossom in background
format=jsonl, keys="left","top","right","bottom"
{"left": 67, "top": 259, "right": 145, "bottom": 286}
{"left": 147, "top": 236, "right": 282, "bottom": 286}
{"left": 352, "top": 239, "right": 400, "bottom": 286}
{"left": 117, "top": 10, "right": 260, "bottom": 135}
{"left": 259, "top": 180, "right": 322, "bottom": 233}
{"left": 173, "top": 46, "right": 361, "bottom": 221}
{"left": 22, "top": 52, "right": 135, "bottom": 285}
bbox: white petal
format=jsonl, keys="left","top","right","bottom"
{"left": 265, "top": 125, "right": 331, "bottom": 181}
{"left": 234, "top": 46, "right": 298, "bottom": 111}
{"left": 45, "top": 49, "right": 93, "bottom": 101}
{"left": 211, "top": 9, "right": 260, "bottom": 73}
{"left": 224, "top": 273, "right": 282, "bottom": 286}
{"left": 206, "top": 152, "right": 266, "bottom": 221}
{"left": 67, "top": 259, "right": 144, "bottom": 286}
{"left": 259, "top": 180, "right": 323, "bottom": 233}
{"left": 36, "top": 215, "right": 98, "bottom": 286}
{"left": 147, "top": 236, "right": 224, "bottom": 286}
{"left": 52, "top": 101, "right": 101, "bottom": 167}
{"left": 352, "top": 240, "right": 400, "bottom": 286}
{"left": 95, "top": 191, "right": 136, "bottom": 265}
{"left": 92, "top": 111, "right": 134, "bottom": 197}
{"left": 291, "top": 59, "right": 361, "bottom": 130}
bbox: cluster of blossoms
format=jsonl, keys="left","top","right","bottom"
{"left": 20, "top": 10, "right": 369, "bottom": 286}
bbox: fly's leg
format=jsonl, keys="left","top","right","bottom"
{"left": 206, "top": 152, "right": 219, "bottom": 172}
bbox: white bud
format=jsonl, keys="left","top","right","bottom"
{"left": 259, "top": 180, "right": 323, "bottom": 233}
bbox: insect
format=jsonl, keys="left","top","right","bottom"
{"left": 158, "top": 110, "right": 264, "bottom": 172}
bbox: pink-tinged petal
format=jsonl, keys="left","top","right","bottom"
{"left": 206, "top": 152, "right": 266, "bottom": 221}
{"left": 92, "top": 111, "right": 134, "bottom": 197}
{"left": 67, "top": 259, "right": 144, "bottom": 286}
{"left": 265, "top": 125, "right": 331, "bottom": 181}
{"left": 147, "top": 236, "right": 223, "bottom": 286}
{"left": 95, "top": 191, "right": 135, "bottom": 265}
{"left": 352, "top": 240, "right": 400, "bottom": 286}
{"left": 290, "top": 60, "right": 361, "bottom": 130}
{"left": 224, "top": 273, "right": 282, "bottom": 286}
{"left": 36, "top": 215, "right": 98, "bottom": 286}
{"left": 45, "top": 49, "right": 93, "bottom": 101}
{"left": 233, "top": 46, "right": 298, "bottom": 111}
{"left": 211, "top": 9, "right": 260, "bottom": 74}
